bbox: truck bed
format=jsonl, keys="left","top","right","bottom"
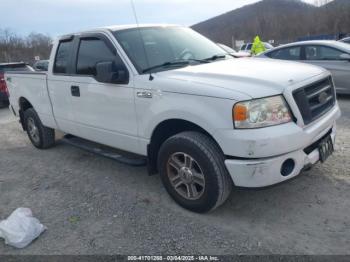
{"left": 5, "top": 71, "right": 57, "bottom": 129}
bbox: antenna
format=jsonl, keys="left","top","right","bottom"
{"left": 130, "top": 0, "right": 154, "bottom": 81}
{"left": 130, "top": 0, "right": 140, "bottom": 25}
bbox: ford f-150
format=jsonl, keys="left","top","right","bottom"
{"left": 5, "top": 25, "right": 341, "bottom": 213}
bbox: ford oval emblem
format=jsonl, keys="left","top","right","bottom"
{"left": 318, "top": 92, "right": 328, "bottom": 104}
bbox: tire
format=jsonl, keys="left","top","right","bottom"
{"left": 158, "top": 131, "right": 233, "bottom": 213}
{"left": 23, "top": 108, "right": 55, "bottom": 149}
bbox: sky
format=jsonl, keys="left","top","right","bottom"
{"left": 0, "top": 0, "right": 320, "bottom": 37}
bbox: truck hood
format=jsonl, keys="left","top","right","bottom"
{"left": 158, "top": 58, "right": 326, "bottom": 99}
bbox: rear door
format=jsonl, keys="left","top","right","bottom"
{"left": 302, "top": 45, "right": 350, "bottom": 93}
{"left": 68, "top": 33, "right": 140, "bottom": 154}
{"left": 47, "top": 36, "right": 78, "bottom": 135}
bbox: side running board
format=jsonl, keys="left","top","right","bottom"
{"left": 61, "top": 135, "right": 147, "bottom": 167}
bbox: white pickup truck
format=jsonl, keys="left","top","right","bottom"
{"left": 6, "top": 25, "right": 341, "bottom": 213}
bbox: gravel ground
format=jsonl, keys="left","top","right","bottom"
{"left": 0, "top": 97, "right": 349, "bottom": 255}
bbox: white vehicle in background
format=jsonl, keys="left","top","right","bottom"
{"left": 5, "top": 25, "right": 340, "bottom": 213}
{"left": 240, "top": 42, "right": 274, "bottom": 55}
{"left": 339, "top": 37, "right": 350, "bottom": 44}
{"left": 217, "top": 43, "right": 251, "bottom": 58}
{"left": 33, "top": 60, "right": 49, "bottom": 72}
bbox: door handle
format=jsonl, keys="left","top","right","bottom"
{"left": 136, "top": 91, "right": 152, "bottom": 98}
{"left": 71, "top": 85, "right": 80, "bottom": 97}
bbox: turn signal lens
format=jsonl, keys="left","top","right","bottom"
{"left": 233, "top": 104, "right": 248, "bottom": 121}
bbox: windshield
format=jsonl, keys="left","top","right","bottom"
{"left": 113, "top": 27, "right": 229, "bottom": 74}
{"left": 264, "top": 43, "right": 273, "bottom": 49}
{"left": 340, "top": 37, "right": 350, "bottom": 43}
{"left": 333, "top": 41, "right": 350, "bottom": 51}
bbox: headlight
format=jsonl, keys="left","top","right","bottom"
{"left": 233, "top": 95, "right": 292, "bottom": 129}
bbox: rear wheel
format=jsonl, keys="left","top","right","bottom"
{"left": 158, "top": 131, "right": 233, "bottom": 213}
{"left": 23, "top": 108, "right": 55, "bottom": 149}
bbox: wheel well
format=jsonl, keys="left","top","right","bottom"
{"left": 19, "top": 97, "right": 33, "bottom": 112}
{"left": 147, "top": 119, "right": 219, "bottom": 175}
{"left": 18, "top": 97, "right": 33, "bottom": 130}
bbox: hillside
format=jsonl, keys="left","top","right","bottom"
{"left": 192, "top": 0, "right": 350, "bottom": 46}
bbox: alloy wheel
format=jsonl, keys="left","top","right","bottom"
{"left": 27, "top": 117, "right": 40, "bottom": 144}
{"left": 166, "top": 152, "right": 206, "bottom": 200}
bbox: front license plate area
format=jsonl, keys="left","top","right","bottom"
{"left": 319, "top": 135, "right": 334, "bottom": 163}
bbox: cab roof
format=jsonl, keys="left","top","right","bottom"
{"left": 58, "top": 24, "right": 180, "bottom": 39}
{"left": 105, "top": 24, "right": 179, "bottom": 31}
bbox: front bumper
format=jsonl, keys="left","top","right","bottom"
{"left": 221, "top": 104, "right": 340, "bottom": 188}
{"left": 225, "top": 125, "right": 335, "bottom": 188}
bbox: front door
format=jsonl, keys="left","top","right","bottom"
{"left": 68, "top": 34, "right": 140, "bottom": 154}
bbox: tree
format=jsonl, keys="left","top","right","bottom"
{"left": 0, "top": 29, "right": 52, "bottom": 64}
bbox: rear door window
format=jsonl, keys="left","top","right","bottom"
{"left": 54, "top": 40, "right": 73, "bottom": 74}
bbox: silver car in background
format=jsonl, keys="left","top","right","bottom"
{"left": 259, "top": 41, "right": 350, "bottom": 94}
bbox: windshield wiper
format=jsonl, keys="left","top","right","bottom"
{"left": 186, "top": 58, "right": 211, "bottom": 64}
{"left": 203, "top": 54, "right": 227, "bottom": 61}
{"left": 143, "top": 61, "right": 190, "bottom": 73}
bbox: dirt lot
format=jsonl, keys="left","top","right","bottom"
{"left": 0, "top": 97, "right": 349, "bottom": 255}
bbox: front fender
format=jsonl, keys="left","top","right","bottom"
{"left": 138, "top": 91, "right": 236, "bottom": 140}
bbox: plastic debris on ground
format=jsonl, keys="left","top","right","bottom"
{"left": 0, "top": 208, "right": 46, "bottom": 248}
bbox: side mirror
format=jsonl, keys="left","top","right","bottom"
{"left": 95, "top": 61, "right": 129, "bottom": 84}
{"left": 340, "top": 53, "right": 350, "bottom": 61}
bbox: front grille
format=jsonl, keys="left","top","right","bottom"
{"left": 293, "top": 77, "right": 335, "bottom": 125}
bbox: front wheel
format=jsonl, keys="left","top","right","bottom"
{"left": 23, "top": 108, "right": 55, "bottom": 149}
{"left": 158, "top": 131, "right": 233, "bottom": 213}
